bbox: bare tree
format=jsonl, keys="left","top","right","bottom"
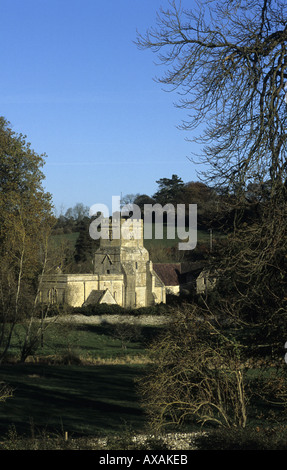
{"left": 136, "top": 0, "right": 287, "bottom": 346}
{"left": 0, "top": 382, "right": 13, "bottom": 403}
{"left": 136, "top": 0, "right": 287, "bottom": 194}
{"left": 138, "top": 305, "right": 249, "bottom": 431}
{"left": 136, "top": 0, "right": 287, "bottom": 433}
{"left": 120, "top": 193, "right": 141, "bottom": 213}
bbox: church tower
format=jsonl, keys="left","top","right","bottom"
{"left": 38, "top": 217, "right": 166, "bottom": 309}
{"left": 93, "top": 217, "right": 160, "bottom": 308}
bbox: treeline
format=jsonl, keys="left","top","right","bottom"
{"left": 52, "top": 175, "right": 222, "bottom": 267}
{"left": 53, "top": 202, "right": 90, "bottom": 234}
{"left": 52, "top": 173, "right": 273, "bottom": 267}
{"left": 123, "top": 175, "right": 218, "bottom": 230}
{"left": 54, "top": 173, "right": 272, "bottom": 237}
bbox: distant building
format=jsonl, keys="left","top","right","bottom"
{"left": 195, "top": 269, "right": 218, "bottom": 295}
{"left": 153, "top": 261, "right": 217, "bottom": 296}
{"left": 38, "top": 218, "right": 166, "bottom": 308}
{"left": 153, "top": 263, "right": 181, "bottom": 295}
{"left": 38, "top": 218, "right": 216, "bottom": 309}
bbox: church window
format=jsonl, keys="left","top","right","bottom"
{"left": 48, "top": 288, "right": 58, "bottom": 304}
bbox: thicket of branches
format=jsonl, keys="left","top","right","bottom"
{"left": 136, "top": 0, "right": 287, "bottom": 431}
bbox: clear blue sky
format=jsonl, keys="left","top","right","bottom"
{"left": 1, "top": 0, "right": 199, "bottom": 215}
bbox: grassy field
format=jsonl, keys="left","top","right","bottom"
{"left": 0, "top": 321, "right": 161, "bottom": 440}
{"left": 7, "top": 321, "right": 162, "bottom": 363}
{"left": 1, "top": 319, "right": 287, "bottom": 450}
{"left": 0, "top": 363, "right": 147, "bottom": 438}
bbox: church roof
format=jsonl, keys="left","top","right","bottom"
{"left": 153, "top": 263, "right": 181, "bottom": 286}
{"left": 83, "top": 289, "right": 116, "bottom": 306}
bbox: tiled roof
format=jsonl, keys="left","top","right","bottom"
{"left": 83, "top": 290, "right": 106, "bottom": 305}
{"left": 153, "top": 263, "right": 181, "bottom": 286}
{"left": 83, "top": 289, "right": 117, "bottom": 305}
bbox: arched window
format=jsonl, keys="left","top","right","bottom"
{"left": 48, "top": 288, "right": 58, "bottom": 304}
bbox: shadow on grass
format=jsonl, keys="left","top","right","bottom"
{"left": 0, "top": 363, "right": 147, "bottom": 438}
{"left": 75, "top": 324, "right": 163, "bottom": 344}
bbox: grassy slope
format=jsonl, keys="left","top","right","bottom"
{"left": 0, "top": 363, "right": 146, "bottom": 437}
{"left": 0, "top": 323, "right": 161, "bottom": 438}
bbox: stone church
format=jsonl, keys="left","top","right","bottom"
{"left": 39, "top": 218, "right": 166, "bottom": 309}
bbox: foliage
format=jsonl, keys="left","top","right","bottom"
{"left": 54, "top": 203, "right": 89, "bottom": 234}
{"left": 72, "top": 303, "right": 125, "bottom": 316}
{"left": 133, "top": 194, "right": 157, "bottom": 215}
{"left": 152, "top": 174, "right": 185, "bottom": 205}
{"left": 1, "top": 317, "right": 287, "bottom": 448}
{"left": 71, "top": 302, "right": 168, "bottom": 317}
{"left": 0, "top": 117, "right": 55, "bottom": 362}
{"left": 74, "top": 218, "right": 99, "bottom": 271}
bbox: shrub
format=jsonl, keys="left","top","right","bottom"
{"left": 72, "top": 304, "right": 124, "bottom": 316}
{"left": 193, "top": 426, "right": 287, "bottom": 450}
{"left": 71, "top": 302, "right": 168, "bottom": 317}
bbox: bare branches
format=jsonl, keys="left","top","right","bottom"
{"left": 136, "top": 1, "right": 287, "bottom": 434}
{"left": 138, "top": 305, "right": 249, "bottom": 431}
{"left": 136, "top": 0, "right": 287, "bottom": 190}
{"left": 0, "top": 382, "right": 13, "bottom": 403}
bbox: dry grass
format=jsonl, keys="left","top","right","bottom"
{"left": 24, "top": 353, "right": 152, "bottom": 366}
